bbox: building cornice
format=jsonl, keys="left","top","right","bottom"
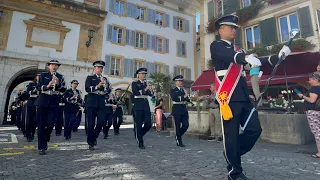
{"left": 0, "top": 0, "right": 107, "bottom": 28}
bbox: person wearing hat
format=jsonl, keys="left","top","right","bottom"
{"left": 131, "top": 67, "right": 154, "bottom": 149}
{"left": 170, "top": 75, "right": 190, "bottom": 147}
{"left": 34, "top": 59, "right": 66, "bottom": 155}
{"left": 102, "top": 89, "right": 116, "bottom": 139}
{"left": 24, "top": 74, "right": 40, "bottom": 142}
{"left": 85, "top": 60, "right": 112, "bottom": 150}
{"left": 112, "top": 88, "right": 124, "bottom": 135}
{"left": 62, "top": 80, "right": 82, "bottom": 140}
{"left": 210, "top": 15, "right": 291, "bottom": 180}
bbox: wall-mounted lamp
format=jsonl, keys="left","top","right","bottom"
{"left": 0, "top": 10, "right": 4, "bottom": 18}
{"left": 86, "top": 29, "right": 95, "bottom": 48}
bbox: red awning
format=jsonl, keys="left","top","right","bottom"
{"left": 246, "top": 74, "right": 309, "bottom": 86}
{"left": 191, "top": 70, "right": 215, "bottom": 91}
{"left": 191, "top": 52, "right": 319, "bottom": 90}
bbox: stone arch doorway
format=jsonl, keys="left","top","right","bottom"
{"left": 112, "top": 81, "right": 133, "bottom": 115}
{"left": 2, "top": 66, "right": 45, "bottom": 125}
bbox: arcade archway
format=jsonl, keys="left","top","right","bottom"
{"left": 2, "top": 66, "right": 45, "bottom": 125}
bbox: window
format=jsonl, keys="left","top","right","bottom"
{"left": 242, "top": 0, "right": 251, "bottom": 8}
{"left": 177, "top": 66, "right": 186, "bottom": 77}
{"left": 115, "top": 0, "right": 125, "bottom": 16}
{"left": 135, "top": 31, "right": 146, "bottom": 49}
{"left": 177, "top": 40, "right": 187, "bottom": 57}
{"left": 245, "top": 25, "right": 260, "bottom": 49}
{"left": 177, "top": 18, "right": 184, "bottom": 31}
{"left": 156, "top": 36, "right": 164, "bottom": 53}
{"left": 216, "top": 0, "right": 224, "bottom": 17}
{"left": 156, "top": 11, "right": 164, "bottom": 26}
{"left": 112, "top": 25, "right": 125, "bottom": 44}
{"left": 111, "top": 56, "right": 122, "bottom": 76}
{"left": 279, "top": 13, "right": 299, "bottom": 42}
{"left": 155, "top": 63, "right": 164, "bottom": 73}
{"left": 317, "top": 10, "right": 320, "bottom": 36}
{"left": 136, "top": 6, "right": 146, "bottom": 21}
{"left": 133, "top": 59, "right": 145, "bottom": 77}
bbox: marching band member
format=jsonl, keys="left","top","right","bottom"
{"left": 35, "top": 59, "right": 66, "bottom": 155}
{"left": 85, "top": 60, "right": 111, "bottom": 150}
{"left": 63, "top": 80, "right": 82, "bottom": 140}
{"left": 210, "top": 15, "right": 291, "bottom": 180}
{"left": 25, "top": 74, "right": 39, "bottom": 142}
{"left": 103, "top": 91, "right": 116, "bottom": 139}
{"left": 170, "top": 75, "right": 190, "bottom": 147}
{"left": 131, "top": 68, "right": 154, "bottom": 149}
{"left": 113, "top": 88, "right": 124, "bottom": 135}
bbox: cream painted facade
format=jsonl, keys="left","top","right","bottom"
{"left": 198, "top": 0, "right": 320, "bottom": 77}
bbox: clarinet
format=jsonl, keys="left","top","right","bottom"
{"left": 143, "top": 79, "right": 154, "bottom": 95}
{"left": 181, "top": 87, "right": 195, "bottom": 106}
{"left": 52, "top": 72, "right": 57, "bottom": 92}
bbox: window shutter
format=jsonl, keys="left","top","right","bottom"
{"left": 150, "top": 62, "right": 155, "bottom": 75}
{"left": 187, "top": 68, "right": 191, "bottom": 80}
{"left": 165, "top": 65, "right": 170, "bottom": 75}
{"left": 104, "top": 55, "right": 111, "bottom": 75}
{"left": 131, "top": 4, "right": 137, "bottom": 18}
{"left": 107, "top": 24, "right": 113, "bottom": 42}
{"left": 151, "top": 35, "right": 156, "bottom": 50}
{"left": 234, "top": 28, "right": 242, "bottom": 48}
{"left": 125, "top": 29, "right": 130, "bottom": 45}
{"left": 146, "top": 62, "right": 152, "bottom": 79}
{"left": 225, "top": 0, "right": 239, "bottom": 15}
{"left": 222, "top": 0, "right": 228, "bottom": 17}
{"left": 184, "top": 42, "right": 187, "bottom": 56}
{"left": 165, "top": 39, "right": 169, "bottom": 53}
{"left": 129, "top": 59, "right": 134, "bottom": 78}
{"left": 174, "top": 66, "right": 178, "bottom": 76}
{"left": 147, "top": 34, "right": 151, "bottom": 49}
{"left": 130, "top": 30, "right": 136, "bottom": 46}
{"left": 123, "top": 58, "right": 130, "bottom": 77}
{"left": 259, "top": 17, "right": 277, "bottom": 46}
{"left": 207, "top": 1, "right": 214, "bottom": 21}
{"left": 126, "top": 2, "right": 132, "bottom": 17}
{"left": 298, "top": 6, "right": 314, "bottom": 38}
{"left": 109, "top": 0, "right": 115, "bottom": 12}
{"left": 178, "top": 41, "right": 182, "bottom": 56}
{"left": 185, "top": 20, "right": 190, "bottom": 33}
{"left": 166, "top": 14, "right": 170, "bottom": 27}
{"left": 152, "top": 9, "right": 156, "bottom": 23}
{"left": 148, "top": 8, "right": 153, "bottom": 23}
{"left": 173, "top": 16, "right": 177, "bottom": 30}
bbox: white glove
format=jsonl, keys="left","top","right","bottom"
{"left": 246, "top": 54, "right": 261, "bottom": 68}
{"left": 278, "top": 45, "right": 291, "bottom": 59}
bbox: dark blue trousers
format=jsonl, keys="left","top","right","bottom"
{"left": 37, "top": 107, "right": 56, "bottom": 150}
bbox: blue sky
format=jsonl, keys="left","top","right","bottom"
{"left": 196, "top": 12, "right": 200, "bottom": 32}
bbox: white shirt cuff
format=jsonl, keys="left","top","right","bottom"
{"left": 234, "top": 52, "right": 240, "bottom": 63}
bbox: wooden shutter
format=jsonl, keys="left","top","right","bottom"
{"left": 225, "top": 0, "right": 239, "bottom": 15}
{"left": 148, "top": 8, "right": 153, "bottom": 23}
{"left": 125, "top": 29, "right": 130, "bottom": 45}
{"left": 173, "top": 16, "right": 177, "bottom": 30}
{"left": 185, "top": 20, "right": 190, "bottom": 33}
{"left": 165, "top": 39, "right": 169, "bottom": 53}
{"left": 146, "top": 62, "right": 152, "bottom": 79}
{"left": 235, "top": 28, "right": 242, "bottom": 48}
{"left": 109, "top": 0, "right": 115, "bottom": 12}
{"left": 184, "top": 42, "right": 187, "bottom": 56}
{"left": 130, "top": 30, "right": 136, "bottom": 46}
{"left": 207, "top": 1, "right": 214, "bottom": 21}
{"left": 166, "top": 14, "right": 170, "bottom": 27}
{"left": 174, "top": 66, "right": 178, "bottom": 76}
{"left": 151, "top": 35, "right": 156, "bottom": 50}
{"left": 126, "top": 2, "right": 132, "bottom": 17}
{"left": 123, "top": 58, "right": 130, "bottom": 77}
{"left": 147, "top": 34, "right": 151, "bottom": 49}
{"left": 129, "top": 59, "right": 134, "bottom": 78}
{"left": 259, "top": 17, "right": 278, "bottom": 46}
{"left": 104, "top": 55, "right": 111, "bottom": 75}
{"left": 107, "top": 24, "right": 113, "bottom": 42}
{"left": 165, "top": 65, "right": 170, "bottom": 75}
{"left": 187, "top": 68, "right": 191, "bottom": 80}
{"left": 131, "top": 3, "right": 137, "bottom": 18}
{"left": 177, "top": 41, "right": 182, "bottom": 56}
{"left": 298, "top": 6, "right": 314, "bottom": 38}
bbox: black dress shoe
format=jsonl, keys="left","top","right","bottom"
{"left": 138, "top": 142, "right": 145, "bottom": 149}
{"left": 104, "top": 134, "right": 108, "bottom": 139}
{"left": 216, "top": 136, "right": 223, "bottom": 143}
{"left": 39, "top": 149, "right": 46, "bottom": 155}
{"left": 27, "top": 138, "right": 32, "bottom": 142}
{"left": 94, "top": 140, "right": 97, "bottom": 146}
{"left": 89, "top": 145, "right": 94, "bottom": 151}
{"left": 56, "top": 133, "right": 61, "bottom": 136}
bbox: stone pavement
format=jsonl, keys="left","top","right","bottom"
{"left": 0, "top": 125, "right": 319, "bottom": 180}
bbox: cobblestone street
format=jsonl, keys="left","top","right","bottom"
{"left": 0, "top": 125, "right": 320, "bottom": 180}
